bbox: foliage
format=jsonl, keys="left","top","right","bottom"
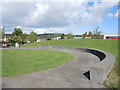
{"left": 83, "top": 32, "right": 87, "bottom": 36}
{"left": 93, "top": 27, "right": 102, "bottom": 39}
{"left": 46, "top": 38, "right": 51, "bottom": 40}
{"left": 28, "top": 31, "right": 37, "bottom": 42}
{"left": 0, "top": 29, "right": 2, "bottom": 40}
{"left": 61, "top": 33, "right": 65, "bottom": 39}
{"left": 0, "top": 27, "right": 5, "bottom": 39}
{"left": 20, "top": 33, "right": 28, "bottom": 42}
{"left": 8, "top": 35, "right": 23, "bottom": 46}
{"left": 82, "top": 27, "right": 103, "bottom": 39}
{"left": 82, "top": 36, "right": 85, "bottom": 39}
{"left": 8, "top": 28, "right": 38, "bottom": 46}
{"left": 9, "top": 28, "right": 28, "bottom": 46}
{"left": 12, "top": 28, "right": 23, "bottom": 36}
{"left": 88, "top": 31, "right": 92, "bottom": 36}
{"left": 66, "top": 33, "right": 73, "bottom": 39}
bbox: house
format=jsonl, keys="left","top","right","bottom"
{"left": 36, "top": 39, "right": 46, "bottom": 42}
{"left": 53, "top": 37, "right": 61, "bottom": 40}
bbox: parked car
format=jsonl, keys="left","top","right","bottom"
{"left": 1, "top": 42, "right": 10, "bottom": 47}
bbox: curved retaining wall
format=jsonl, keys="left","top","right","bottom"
{"left": 39, "top": 45, "right": 116, "bottom": 84}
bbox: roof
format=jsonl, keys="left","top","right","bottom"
{"left": 104, "top": 34, "right": 120, "bottom": 36}
{"left": 73, "top": 37, "right": 82, "bottom": 38}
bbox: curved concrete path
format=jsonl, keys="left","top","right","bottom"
{"left": 1, "top": 48, "right": 105, "bottom": 88}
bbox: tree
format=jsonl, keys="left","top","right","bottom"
{"left": 88, "top": 31, "right": 92, "bottom": 36}
{"left": 12, "top": 28, "right": 23, "bottom": 36}
{"left": 20, "top": 33, "right": 28, "bottom": 42}
{"left": 82, "top": 32, "right": 87, "bottom": 38}
{"left": 66, "top": 32, "right": 73, "bottom": 39}
{"left": 28, "top": 31, "right": 37, "bottom": 42}
{"left": 83, "top": 32, "right": 87, "bottom": 36}
{"left": 61, "top": 33, "right": 65, "bottom": 39}
{"left": 93, "top": 27, "right": 102, "bottom": 39}
{"left": 0, "top": 27, "right": 5, "bottom": 39}
{"left": 8, "top": 35, "right": 23, "bottom": 46}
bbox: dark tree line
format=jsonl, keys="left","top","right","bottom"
{"left": 8, "top": 28, "right": 37, "bottom": 46}
{"left": 0, "top": 27, "right": 5, "bottom": 39}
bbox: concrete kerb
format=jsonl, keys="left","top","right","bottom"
{"left": 39, "top": 45, "right": 116, "bottom": 85}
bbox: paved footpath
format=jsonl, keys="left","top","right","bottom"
{"left": 1, "top": 48, "right": 105, "bottom": 88}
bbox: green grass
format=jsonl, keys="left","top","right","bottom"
{"left": 0, "top": 49, "right": 2, "bottom": 77}
{"left": 21, "top": 39, "right": 119, "bottom": 88}
{"left": 22, "top": 39, "right": 118, "bottom": 57}
{"left": 2, "top": 49, "right": 73, "bottom": 77}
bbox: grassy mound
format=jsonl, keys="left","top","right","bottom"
{"left": 21, "top": 39, "right": 119, "bottom": 88}
{"left": 2, "top": 49, "right": 73, "bottom": 77}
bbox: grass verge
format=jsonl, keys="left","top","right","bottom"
{"left": 2, "top": 49, "right": 73, "bottom": 77}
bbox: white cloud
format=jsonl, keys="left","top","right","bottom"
{"left": 108, "top": 9, "right": 120, "bottom": 18}
{"left": 114, "top": 9, "right": 120, "bottom": 18}
{"left": 84, "top": 1, "right": 117, "bottom": 24}
{"left": 15, "top": 24, "right": 75, "bottom": 34}
{"left": 115, "top": 11, "right": 118, "bottom": 17}
{"left": 108, "top": 13, "right": 113, "bottom": 17}
{"left": 1, "top": 1, "right": 118, "bottom": 33}
{"left": 7, "top": 26, "right": 67, "bottom": 34}
{"left": 25, "top": 3, "right": 50, "bottom": 26}
{"left": 1, "top": 2, "right": 34, "bottom": 27}
{"left": 25, "top": 2, "right": 84, "bottom": 27}
{"left": 64, "top": 1, "right": 118, "bottom": 26}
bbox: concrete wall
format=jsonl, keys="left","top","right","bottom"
{"left": 39, "top": 45, "right": 116, "bottom": 84}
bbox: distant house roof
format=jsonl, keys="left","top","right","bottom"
{"left": 104, "top": 34, "right": 120, "bottom": 36}
{"left": 85, "top": 37, "right": 91, "bottom": 38}
{"left": 73, "top": 37, "right": 82, "bottom": 38}
{"left": 73, "top": 37, "right": 91, "bottom": 39}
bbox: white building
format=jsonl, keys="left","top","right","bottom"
{"left": 36, "top": 39, "right": 41, "bottom": 42}
{"left": 53, "top": 37, "right": 61, "bottom": 40}
{"left": 4, "top": 37, "right": 7, "bottom": 42}
{"left": 104, "top": 34, "right": 120, "bottom": 39}
{"left": 56, "top": 37, "right": 61, "bottom": 40}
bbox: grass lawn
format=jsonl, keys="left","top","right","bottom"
{"left": 2, "top": 49, "right": 73, "bottom": 77}
{"left": 21, "top": 39, "right": 119, "bottom": 88}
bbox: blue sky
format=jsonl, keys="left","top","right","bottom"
{"left": 0, "top": 1, "right": 119, "bottom": 35}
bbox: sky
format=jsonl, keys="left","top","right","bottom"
{"left": 0, "top": 0, "right": 119, "bottom": 35}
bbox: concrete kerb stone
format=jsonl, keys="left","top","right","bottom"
{"left": 39, "top": 45, "right": 116, "bottom": 84}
